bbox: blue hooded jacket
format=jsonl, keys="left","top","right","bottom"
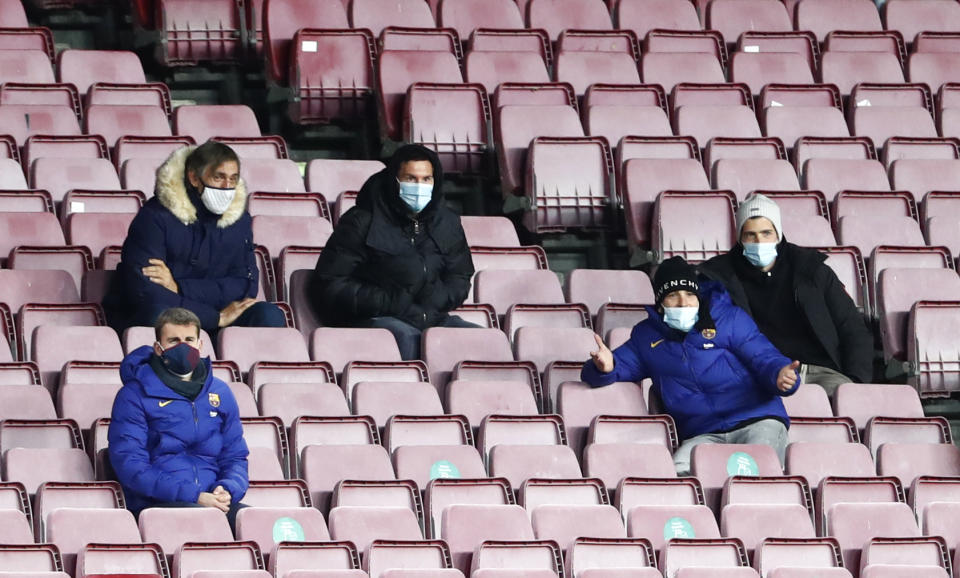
{"left": 581, "top": 281, "right": 799, "bottom": 441}
{"left": 108, "top": 345, "right": 249, "bottom": 513}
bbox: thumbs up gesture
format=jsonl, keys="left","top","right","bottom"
{"left": 777, "top": 360, "right": 801, "bottom": 392}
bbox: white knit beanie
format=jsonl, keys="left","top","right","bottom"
{"left": 736, "top": 193, "right": 782, "bottom": 241}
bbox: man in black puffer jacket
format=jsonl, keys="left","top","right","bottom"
{"left": 700, "top": 193, "right": 874, "bottom": 395}
{"left": 308, "top": 144, "right": 476, "bottom": 360}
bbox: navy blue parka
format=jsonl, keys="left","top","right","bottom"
{"left": 103, "top": 146, "right": 257, "bottom": 332}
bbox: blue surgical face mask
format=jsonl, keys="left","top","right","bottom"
{"left": 397, "top": 180, "right": 433, "bottom": 213}
{"left": 743, "top": 242, "right": 778, "bottom": 269}
{"left": 663, "top": 306, "right": 699, "bottom": 333}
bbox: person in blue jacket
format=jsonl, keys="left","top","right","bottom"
{"left": 108, "top": 307, "right": 249, "bottom": 529}
{"left": 103, "top": 141, "right": 286, "bottom": 336}
{"left": 581, "top": 256, "right": 801, "bottom": 476}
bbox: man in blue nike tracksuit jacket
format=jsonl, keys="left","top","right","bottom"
{"left": 581, "top": 257, "right": 801, "bottom": 476}
{"left": 109, "top": 307, "right": 249, "bottom": 528}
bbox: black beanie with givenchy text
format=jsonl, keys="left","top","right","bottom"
{"left": 653, "top": 256, "right": 700, "bottom": 305}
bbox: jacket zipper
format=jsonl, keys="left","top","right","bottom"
{"left": 192, "top": 401, "right": 199, "bottom": 485}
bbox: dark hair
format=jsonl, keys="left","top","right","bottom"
{"left": 184, "top": 140, "right": 240, "bottom": 183}
{"left": 154, "top": 307, "right": 202, "bottom": 341}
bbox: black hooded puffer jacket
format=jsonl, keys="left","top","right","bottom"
{"left": 308, "top": 145, "right": 474, "bottom": 330}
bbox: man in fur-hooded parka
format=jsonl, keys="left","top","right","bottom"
{"left": 308, "top": 145, "right": 474, "bottom": 344}
{"left": 104, "top": 142, "right": 272, "bottom": 334}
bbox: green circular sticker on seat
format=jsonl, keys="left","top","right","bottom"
{"left": 726, "top": 451, "right": 759, "bottom": 476}
{"left": 272, "top": 517, "right": 305, "bottom": 543}
{"left": 663, "top": 517, "right": 696, "bottom": 541}
{"left": 430, "top": 460, "right": 461, "bottom": 480}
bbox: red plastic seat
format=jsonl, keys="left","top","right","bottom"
{"left": 156, "top": 0, "right": 243, "bottom": 65}
{"left": 173, "top": 104, "right": 261, "bottom": 144}
{"left": 262, "top": 0, "right": 349, "bottom": 85}
{"left": 350, "top": 0, "right": 435, "bottom": 38}
{"left": 56, "top": 50, "right": 147, "bottom": 97}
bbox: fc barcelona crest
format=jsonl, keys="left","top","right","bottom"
{"left": 701, "top": 328, "right": 716, "bottom": 340}
{"left": 208, "top": 392, "right": 221, "bottom": 407}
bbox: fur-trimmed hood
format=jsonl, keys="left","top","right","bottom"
{"left": 154, "top": 146, "right": 248, "bottom": 228}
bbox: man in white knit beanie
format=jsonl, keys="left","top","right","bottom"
{"left": 700, "top": 193, "right": 873, "bottom": 395}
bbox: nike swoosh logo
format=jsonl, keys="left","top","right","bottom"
{"left": 650, "top": 339, "right": 664, "bottom": 348}
{"left": 158, "top": 400, "right": 173, "bottom": 407}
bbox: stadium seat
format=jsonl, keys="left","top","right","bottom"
{"left": 707, "top": 0, "right": 791, "bottom": 43}
{"left": 353, "top": 380, "right": 444, "bottom": 427}
{"left": 826, "top": 502, "right": 920, "bottom": 573}
{"left": 405, "top": 83, "right": 489, "bottom": 174}
{"left": 730, "top": 33, "right": 816, "bottom": 96}
{"left": 156, "top": 0, "right": 243, "bottom": 65}
{"left": 531, "top": 504, "right": 625, "bottom": 552}
{"left": 0, "top": 104, "right": 81, "bottom": 147}
{"left": 75, "top": 542, "right": 167, "bottom": 577}
{"left": 288, "top": 28, "right": 377, "bottom": 125}
{"left": 0, "top": 49, "right": 55, "bottom": 84}
{"left": 218, "top": 327, "right": 308, "bottom": 373}
{"left": 557, "top": 381, "right": 647, "bottom": 455}
{"left": 890, "top": 158, "right": 960, "bottom": 203}
{"left": 5, "top": 446, "right": 94, "bottom": 495}
{"left": 30, "top": 157, "right": 120, "bottom": 205}
{"left": 0, "top": 384, "right": 55, "bottom": 421}
{"left": 554, "top": 34, "right": 640, "bottom": 98}
{"left": 377, "top": 50, "right": 462, "bottom": 142}
{"left": 660, "top": 539, "right": 750, "bottom": 577}
{"left": 350, "top": 0, "right": 435, "bottom": 37}
{"left": 328, "top": 506, "right": 423, "bottom": 554}
{"left": 526, "top": 0, "right": 612, "bottom": 42}
{"left": 886, "top": 0, "right": 960, "bottom": 46}
{"left": 495, "top": 103, "right": 583, "bottom": 199}
{"left": 56, "top": 49, "right": 146, "bottom": 97}
{"left": 755, "top": 538, "right": 850, "bottom": 578}
{"left": 32, "top": 325, "right": 122, "bottom": 391}
{"left": 47, "top": 508, "right": 140, "bottom": 572}
{"left": 691, "top": 443, "right": 783, "bottom": 512}
{"left": 796, "top": 0, "right": 881, "bottom": 43}
{"left": 366, "top": 540, "right": 458, "bottom": 578}
{"left": 262, "top": 0, "right": 349, "bottom": 85}
{"left": 465, "top": 45, "right": 550, "bottom": 96}
{"left": 625, "top": 504, "right": 719, "bottom": 551}
{"left": 300, "top": 443, "right": 395, "bottom": 512}
{"left": 438, "top": 0, "right": 524, "bottom": 41}
{"left": 877, "top": 442, "right": 960, "bottom": 488}
{"left": 834, "top": 383, "right": 924, "bottom": 433}
{"left": 423, "top": 477, "right": 511, "bottom": 539}
{"left": 310, "top": 327, "right": 402, "bottom": 380}
{"left": 760, "top": 85, "right": 849, "bottom": 149}
{"left": 173, "top": 542, "right": 265, "bottom": 578}
{"left": 653, "top": 190, "right": 737, "bottom": 264}
{"left": 173, "top": 105, "right": 261, "bottom": 144}
{"left": 616, "top": 0, "right": 699, "bottom": 41}
{"left": 673, "top": 84, "right": 762, "bottom": 147}
{"left": 258, "top": 382, "right": 350, "bottom": 426}
{"left": 820, "top": 31, "right": 906, "bottom": 96}
{"left": 720, "top": 503, "right": 816, "bottom": 555}
{"left": 642, "top": 31, "right": 726, "bottom": 94}
{"left": 489, "top": 444, "right": 581, "bottom": 487}
{"left": 878, "top": 268, "right": 960, "bottom": 362}
{"left": 235, "top": 507, "right": 330, "bottom": 555}
{"left": 849, "top": 84, "right": 937, "bottom": 149}
{"left": 582, "top": 442, "right": 677, "bottom": 489}
{"left": 440, "top": 504, "right": 534, "bottom": 574}
{"left": 583, "top": 84, "right": 671, "bottom": 147}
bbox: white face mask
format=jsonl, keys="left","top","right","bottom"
{"left": 200, "top": 184, "right": 236, "bottom": 215}
{"left": 663, "top": 306, "right": 699, "bottom": 333}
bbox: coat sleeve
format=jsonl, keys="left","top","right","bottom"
{"left": 818, "top": 265, "right": 874, "bottom": 383}
{"left": 107, "top": 386, "right": 202, "bottom": 504}
{"left": 310, "top": 211, "right": 411, "bottom": 321}
{"left": 213, "top": 386, "right": 249, "bottom": 501}
{"left": 580, "top": 327, "right": 649, "bottom": 387}
{"left": 176, "top": 220, "right": 258, "bottom": 310}
{"left": 119, "top": 209, "right": 222, "bottom": 330}
{"left": 419, "top": 224, "right": 475, "bottom": 315}
{"left": 726, "top": 306, "right": 799, "bottom": 396}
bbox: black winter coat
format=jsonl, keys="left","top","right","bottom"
{"left": 308, "top": 145, "right": 474, "bottom": 330}
{"left": 700, "top": 241, "right": 874, "bottom": 384}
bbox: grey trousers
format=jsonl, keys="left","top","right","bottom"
{"left": 800, "top": 364, "right": 853, "bottom": 397}
{"left": 673, "top": 418, "right": 789, "bottom": 477}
